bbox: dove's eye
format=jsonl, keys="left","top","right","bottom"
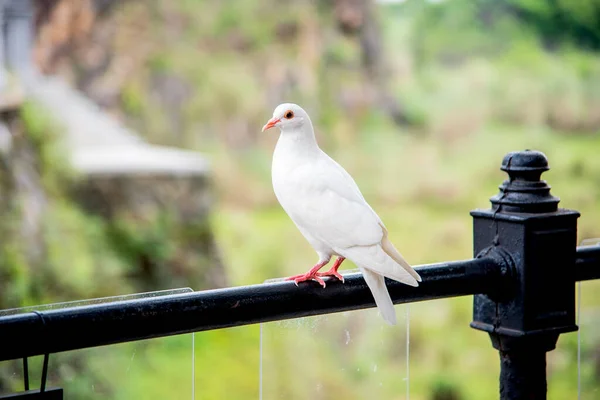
{"left": 284, "top": 110, "right": 294, "bottom": 120}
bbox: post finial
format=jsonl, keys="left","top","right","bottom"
{"left": 491, "top": 150, "right": 559, "bottom": 213}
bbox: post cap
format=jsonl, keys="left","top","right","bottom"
{"left": 491, "top": 150, "right": 559, "bottom": 213}
{"left": 501, "top": 150, "right": 549, "bottom": 173}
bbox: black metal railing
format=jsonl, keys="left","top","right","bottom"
{"left": 1, "top": 149, "right": 600, "bottom": 400}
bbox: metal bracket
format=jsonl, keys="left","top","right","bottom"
{"left": 2, "top": 311, "right": 62, "bottom": 399}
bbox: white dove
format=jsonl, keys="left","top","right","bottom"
{"left": 263, "top": 103, "right": 421, "bottom": 325}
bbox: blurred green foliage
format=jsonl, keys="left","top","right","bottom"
{"left": 0, "top": 102, "right": 132, "bottom": 396}
{"left": 507, "top": 0, "right": 600, "bottom": 50}
{"left": 409, "top": 0, "right": 600, "bottom": 54}
{"left": 0, "top": 102, "right": 129, "bottom": 310}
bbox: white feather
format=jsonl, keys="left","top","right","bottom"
{"left": 360, "top": 267, "right": 397, "bottom": 325}
{"left": 339, "top": 245, "right": 418, "bottom": 287}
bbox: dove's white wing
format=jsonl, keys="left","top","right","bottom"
{"left": 280, "top": 153, "right": 383, "bottom": 248}
{"left": 280, "top": 152, "right": 419, "bottom": 287}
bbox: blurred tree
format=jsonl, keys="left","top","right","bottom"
{"left": 506, "top": 0, "right": 600, "bottom": 50}
{"left": 414, "top": 0, "right": 600, "bottom": 54}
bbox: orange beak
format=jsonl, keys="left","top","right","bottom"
{"left": 262, "top": 117, "right": 280, "bottom": 132}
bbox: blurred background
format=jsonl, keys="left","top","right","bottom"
{"left": 0, "top": 0, "right": 600, "bottom": 398}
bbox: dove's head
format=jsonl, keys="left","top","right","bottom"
{"left": 262, "top": 103, "right": 310, "bottom": 133}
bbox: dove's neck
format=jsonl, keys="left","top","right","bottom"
{"left": 275, "top": 123, "right": 320, "bottom": 157}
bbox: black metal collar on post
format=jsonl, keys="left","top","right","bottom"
{"left": 470, "top": 150, "right": 580, "bottom": 400}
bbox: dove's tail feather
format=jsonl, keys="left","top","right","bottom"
{"left": 381, "top": 236, "right": 422, "bottom": 282}
{"left": 379, "top": 225, "right": 422, "bottom": 282}
{"left": 338, "top": 243, "right": 419, "bottom": 325}
{"left": 341, "top": 244, "right": 419, "bottom": 287}
{"left": 360, "top": 267, "right": 397, "bottom": 325}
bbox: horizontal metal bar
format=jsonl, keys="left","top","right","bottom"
{"left": 1, "top": 245, "right": 597, "bottom": 362}
{"left": 0, "top": 256, "right": 505, "bottom": 362}
{"left": 575, "top": 245, "right": 600, "bottom": 281}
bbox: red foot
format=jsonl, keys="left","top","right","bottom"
{"left": 285, "top": 257, "right": 347, "bottom": 288}
{"left": 317, "top": 269, "right": 344, "bottom": 282}
{"left": 317, "top": 257, "right": 346, "bottom": 283}
{"left": 285, "top": 272, "right": 326, "bottom": 288}
{"left": 285, "top": 259, "right": 329, "bottom": 288}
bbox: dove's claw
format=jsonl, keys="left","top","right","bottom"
{"left": 285, "top": 256, "right": 346, "bottom": 287}
{"left": 316, "top": 256, "right": 346, "bottom": 283}
{"left": 317, "top": 270, "right": 345, "bottom": 283}
{"left": 284, "top": 259, "right": 330, "bottom": 287}
{"left": 313, "top": 276, "right": 326, "bottom": 288}
{"left": 285, "top": 273, "right": 308, "bottom": 282}
{"left": 285, "top": 273, "right": 327, "bottom": 287}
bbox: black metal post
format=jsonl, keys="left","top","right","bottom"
{"left": 498, "top": 344, "right": 548, "bottom": 398}
{"left": 494, "top": 335, "right": 558, "bottom": 399}
{"left": 471, "top": 150, "right": 580, "bottom": 400}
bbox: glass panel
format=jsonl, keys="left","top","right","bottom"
{"left": 0, "top": 287, "right": 194, "bottom": 316}
{"left": 575, "top": 241, "right": 600, "bottom": 400}
{"left": 0, "top": 334, "right": 195, "bottom": 399}
{"left": 548, "top": 240, "right": 600, "bottom": 399}
{"left": 0, "top": 289, "right": 195, "bottom": 399}
{"left": 576, "top": 279, "right": 600, "bottom": 400}
{"left": 192, "top": 325, "right": 260, "bottom": 399}
{"left": 259, "top": 300, "right": 410, "bottom": 400}
{"left": 549, "top": 280, "right": 600, "bottom": 399}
